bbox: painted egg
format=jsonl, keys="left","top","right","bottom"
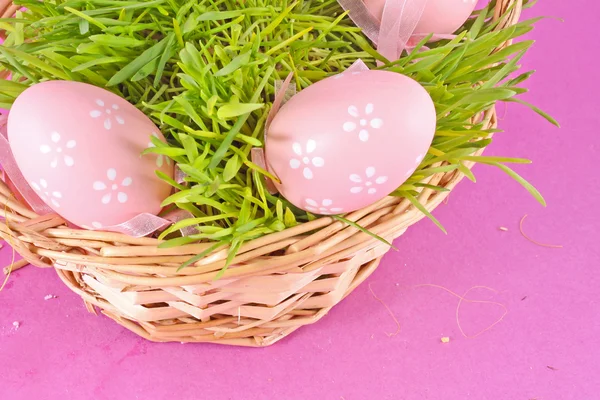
{"left": 364, "top": 0, "right": 478, "bottom": 36}
{"left": 266, "top": 70, "right": 436, "bottom": 215}
{"left": 7, "top": 80, "right": 174, "bottom": 229}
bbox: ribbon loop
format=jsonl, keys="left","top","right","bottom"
{"left": 251, "top": 72, "right": 297, "bottom": 195}
{"left": 337, "top": 0, "right": 381, "bottom": 43}
{"left": 98, "top": 213, "right": 171, "bottom": 237}
{"left": 337, "top": 0, "right": 429, "bottom": 61}
{"left": 0, "top": 115, "right": 52, "bottom": 215}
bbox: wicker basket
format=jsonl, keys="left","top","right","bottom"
{"left": 0, "top": 0, "right": 522, "bottom": 346}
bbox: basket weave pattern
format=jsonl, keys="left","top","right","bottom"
{"left": 0, "top": 0, "right": 521, "bottom": 346}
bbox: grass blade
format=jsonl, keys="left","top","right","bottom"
{"left": 403, "top": 192, "right": 447, "bottom": 234}
{"left": 333, "top": 215, "right": 397, "bottom": 250}
{"left": 491, "top": 162, "right": 546, "bottom": 206}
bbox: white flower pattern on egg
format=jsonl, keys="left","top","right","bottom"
{"left": 350, "top": 167, "right": 388, "bottom": 195}
{"left": 90, "top": 99, "right": 125, "bottom": 130}
{"left": 342, "top": 104, "right": 383, "bottom": 142}
{"left": 39, "top": 131, "right": 76, "bottom": 168}
{"left": 147, "top": 132, "right": 171, "bottom": 168}
{"left": 305, "top": 199, "right": 344, "bottom": 215}
{"left": 93, "top": 168, "right": 132, "bottom": 205}
{"left": 289, "top": 139, "right": 324, "bottom": 180}
{"left": 30, "top": 179, "right": 62, "bottom": 207}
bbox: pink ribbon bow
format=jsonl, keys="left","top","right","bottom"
{"left": 337, "top": 0, "right": 428, "bottom": 61}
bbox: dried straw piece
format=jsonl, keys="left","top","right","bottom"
{"left": 519, "top": 214, "right": 563, "bottom": 248}
{"left": 3, "top": 258, "right": 28, "bottom": 275}
{"left": 369, "top": 283, "right": 401, "bottom": 337}
{"left": 415, "top": 284, "right": 508, "bottom": 339}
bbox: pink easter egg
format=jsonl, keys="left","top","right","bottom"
{"left": 364, "top": 0, "right": 478, "bottom": 35}
{"left": 266, "top": 70, "right": 436, "bottom": 215}
{"left": 8, "top": 80, "right": 174, "bottom": 229}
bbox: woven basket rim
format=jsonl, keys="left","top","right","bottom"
{"left": 0, "top": 0, "right": 523, "bottom": 346}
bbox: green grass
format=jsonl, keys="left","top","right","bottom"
{"left": 0, "top": 0, "right": 554, "bottom": 271}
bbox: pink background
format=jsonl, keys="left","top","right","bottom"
{"left": 1, "top": 1, "right": 598, "bottom": 399}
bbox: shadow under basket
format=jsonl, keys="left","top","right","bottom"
{"left": 0, "top": 0, "right": 521, "bottom": 346}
